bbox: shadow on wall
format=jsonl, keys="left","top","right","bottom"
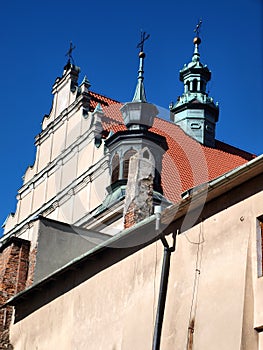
{"left": 11, "top": 172, "right": 263, "bottom": 323}
{"left": 12, "top": 219, "right": 160, "bottom": 323}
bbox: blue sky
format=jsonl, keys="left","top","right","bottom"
{"left": 0, "top": 0, "right": 262, "bottom": 233}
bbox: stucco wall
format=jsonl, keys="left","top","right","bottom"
{"left": 3, "top": 69, "right": 111, "bottom": 236}
{"left": 9, "top": 189, "right": 263, "bottom": 349}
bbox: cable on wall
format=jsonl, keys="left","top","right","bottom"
{"left": 185, "top": 220, "right": 205, "bottom": 350}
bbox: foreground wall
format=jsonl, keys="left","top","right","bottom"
{"left": 9, "top": 186, "right": 263, "bottom": 349}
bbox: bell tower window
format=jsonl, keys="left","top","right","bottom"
{"left": 186, "top": 81, "right": 190, "bottom": 93}
{"left": 111, "top": 153, "right": 120, "bottom": 184}
{"left": 123, "top": 149, "right": 136, "bottom": 179}
{"left": 192, "top": 79, "right": 198, "bottom": 92}
{"left": 200, "top": 80, "right": 204, "bottom": 92}
{"left": 143, "top": 150, "right": 150, "bottom": 159}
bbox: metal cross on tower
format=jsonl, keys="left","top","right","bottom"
{"left": 194, "top": 19, "right": 202, "bottom": 37}
{"left": 136, "top": 31, "right": 150, "bottom": 52}
{"left": 65, "top": 41, "right": 76, "bottom": 64}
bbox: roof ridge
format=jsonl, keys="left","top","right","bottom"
{"left": 89, "top": 90, "right": 119, "bottom": 103}
{"left": 215, "top": 139, "right": 255, "bottom": 160}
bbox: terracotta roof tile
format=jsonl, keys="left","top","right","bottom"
{"left": 99, "top": 101, "right": 254, "bottom": 203}
{"left": 89, "top": 91, "right": 119, "bottom": 111}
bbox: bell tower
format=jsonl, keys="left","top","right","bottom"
{"left": 105, "top": 32, "right": 167, "bottom": 195}
{"left": 170, "top": 22, "right": 219, "bottom": 147}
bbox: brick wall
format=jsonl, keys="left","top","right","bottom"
{"left": 124, "top": 202, "right": 137, "bottom": 229}
{"left": 0, "top": 238, "right": 30, "bottom": 349}
{"left": 124, "top": 176, "right": 153, "bottom": 229}
{"left": 123, "top": 151, "right": 154, "bottom": 229}
{"left": 26, "top": 246, "right": 37, "bottom": 288}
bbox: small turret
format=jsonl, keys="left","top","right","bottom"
{"left": 105, "top": 32, "right": 167, "bottom": 197}
{"left": 170, "top": 22, "right": 219, "bottom": 147}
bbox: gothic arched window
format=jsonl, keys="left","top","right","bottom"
{"left": 123, "top": 149, "right": 136, "bottom": 179}
{"left": 143, "top": 150, "right": 150, "bottom": 159}
{"left": 111, "top": 153, "right": 120, "bottom": 184}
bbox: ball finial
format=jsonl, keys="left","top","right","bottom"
{"left": 139, "top": 51, "right": 146, "bottom": 59}
{"left": 193, "top": 36, "right": 201, "bottom": 45}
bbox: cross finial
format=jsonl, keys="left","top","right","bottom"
{"left": 136, "top": 31, "right": 150, "bottom": 52}
{"left": 194, "top": 19, "right": 202, "bottom": 37}
{"left": 132, "top": 31, "right": 150, "bottom": 103}
{"left": 65, "top": 41, "right": 76, "bottom": 65}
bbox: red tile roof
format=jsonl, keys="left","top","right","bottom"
{"left": 89, "top": 91, "right": 119, "bottom": 111}
{"left": 97, "top": 101, "right": 255, "bottom": 203}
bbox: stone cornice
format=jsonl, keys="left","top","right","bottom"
{"left": 75, "top": 199, "right": 124, "bottom": 231}
{"left": 19, "top": 125, "right": 98, "bottom": 197}
{"left": 3, "top": 156, "right": 110, "bottom": 238}
{"left": 36, "top": 93, "right": 90, "bottom": 146}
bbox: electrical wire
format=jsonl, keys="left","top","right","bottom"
{"left": 185, "top": 220, "right": 205, "bottom": 350}
{"left": 152, "top": 239, "right": 158, "bottom": 338}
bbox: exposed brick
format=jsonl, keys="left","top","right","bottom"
{"left": 124, "top": 150, "right": 154, "bottom": 229}
{"left": 0, "top": 238, "right": 30, "bottom": 348}
{"left": 0, "top": 327, "right": 13, "bottom": 349}
{"left": 26, "top": 246, "right": 38, "bottom": 287}
{"left": 124, "top": 178, "right": 153, "bottom": 229}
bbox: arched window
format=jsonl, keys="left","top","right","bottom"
{"left": 186, "top": 80, "right": 190, "bottom": 92}
{"left": 143, "top": 150, "right": 150, "bottom": 159}
{"left": 192, "top": 79, "right": 198, "bottom": 92}
{"left": 111, "top": 153, "right": 120, "bottom": 184}
{"left": 123, "top": 149, "right": 136, "bottom": 179}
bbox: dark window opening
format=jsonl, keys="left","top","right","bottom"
{"left": 192, "top": 79, "right": 198, "bottom": 92}
{"left": 123, "top": 149, "right": 136, "bottom": 179}
{"left": 111, "top": 154, "right": 120, "bottom": 184}
{"left": 143, "top": 150, "right": 150, "bottom": 159}
{"left": 186, "top": 81, "right": 190, "bottom": 92}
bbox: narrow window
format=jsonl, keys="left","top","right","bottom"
{"left": 192, "top": 79, "right": 198, "bottom": 92}
{"left": 143, "top": 150, "right": 150, "bottom": 159}
{"left": 257, "top": 217, "right": 263, "bottom": 277}
{"left": 111, "top": 153, "right": 120, "bottom": 184}
{"left": 123, "top": 150, "right": 136, "bottom": 179}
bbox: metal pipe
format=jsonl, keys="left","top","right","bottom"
{"left": 152, "top": 233, "right": 176, "bottom": 350}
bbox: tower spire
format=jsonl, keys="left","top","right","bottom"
{"left": 192, "top": 20, "right": 202, "bottom": 62}
{"left": 120, "top": 31, "right": 158, "bottom": 131}
{"left": 170, "top": 21, "right": 219, "bottom": 148}
{"left": 132, "top": 31, "right": 150, "bottom": 102}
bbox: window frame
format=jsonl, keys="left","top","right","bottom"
{"left": 257, "top": 216, "right": 263, "bottom": 277}
{"left": 123, "top": 149, "right": 136, "bottom": 179}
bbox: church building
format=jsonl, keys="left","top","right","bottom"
{"left": 0, "top": 29, "right": 263, "bottom": 350}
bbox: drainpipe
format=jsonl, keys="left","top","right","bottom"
{"left": 152, "top": 206, "right": 177, "bottom": 350}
